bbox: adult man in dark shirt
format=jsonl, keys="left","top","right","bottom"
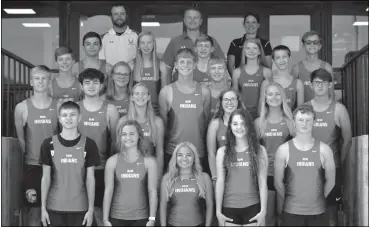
{"left": 40, "top": 101, "right": 100, "bottom": 226}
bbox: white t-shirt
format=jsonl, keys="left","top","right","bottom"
{"left": 99, "top": 27, "right": 138, "bottom": 69}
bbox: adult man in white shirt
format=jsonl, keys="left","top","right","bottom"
{"left": 99, "top": 4, "right": 138, "bottom": 69}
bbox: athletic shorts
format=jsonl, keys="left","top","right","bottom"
{"left": 94, "top": 169, "right": 105, "bottom": 207}
{"left": 327, "top": 168, "right": 342, "bottom": 205}
{"left": 267, "top": 176, "right": 276, "bottom": 191}
{"left": 23, "top": 164, "right": 42, "bottom": 207}
{"left": 110, "top": 217, "right": 148, "bottom": 226}
{"left": 47, "top": 210, "right": 86, "bottom": 226}
{"left": 222, "top": 203, "right": 260, "bottom": 225}
{"left": 281, "top": 211, "right": 329, "bottom": 226}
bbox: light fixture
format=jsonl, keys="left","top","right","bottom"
{"left": 22, "top": 23, "right": 51, "bottom": 28}
{"left": 141, "top": 22, "right": 160, "bottom": 27}
{"left": 353, "top": 21, "right": 369, "bottom": 26}
{"left": 366, "top": 7, "right": 368, "bottom": 11}
{"left": 4, "top": 9, "right": 36, "bottom": 14}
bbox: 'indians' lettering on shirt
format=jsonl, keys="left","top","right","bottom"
{"left": 286, "top": 98, "right": 292, "bottom": 104}
{"left": 121, "top": 169, "right": 140, "bottom": 178}
{"left": 243, "top": 80, "right": 259, "bottom": 87}
{"left": 60, "top": 154, "right": 78, "bottom": 163}
{"left": 230, "top": 157, "right": 250, "bottom": 167}
{"left": 59, "top": 97, "right": 74, "bottom": 103}
{"left": 180, "top": 100, "right": 197, "bottom": 109}
{"left": 296, "top": 157, "right": 315, "bottom": 167}
{"left": 142, "top": 73, "right": 154, "bottom": 81}
{"left": 34, "top": 115, "right": 52, "bottom": 124}
{"left": 265, "top": 129, "right": 283, "bottom": 137}
{"left": 116, "top": 106, "right": 128, "bottom": 114}
{"left": 314, "top": 118, "right": 328, "bottom": 127}
{"left": 142, "top": 129, "right": 150, "bottom": 137}
{"left": 175, "top": 184, "right": 196, "bottom": 193}
{"left": 84, "top": 117, "right": 100, "bottom": 127}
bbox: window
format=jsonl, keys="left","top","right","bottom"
{"left": 332, "top": 15, "right": 368, "bottom": 68}
{"left": 141, "top": 15, "right": 183, "bottom": 59}
{"left": 2, "top": 17, "right": 59, "bottom": 69}
{"left": 269, "top": 15, "right": 311, "bottom": 70}
{"left": 208, "top": 16, "right": 244, "bottom": 58}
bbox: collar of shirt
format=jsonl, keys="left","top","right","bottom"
{"left": 181, "top": 31, "right": 207, "bottom": 41}
{"left": 108, "top": 26, "right": 132, "bottom": 36}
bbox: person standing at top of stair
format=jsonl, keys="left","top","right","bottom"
{"left": 50, "top": 47, "right": 82, "bottom": 104}
{"left": 99, "top": 4, "right": 138, "bottom": 70}
{"left": 14, "top": 65, "right": 59, "bottom": 226}
{"left": 291, "top": 31, "right": 334, "bottom": 102}
{"left": 161, "top": 7, "right": 225, "bottom": 83}
{"left": 73, "top": 31, "right": 113, "bottom": 96}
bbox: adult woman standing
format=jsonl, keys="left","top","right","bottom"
{"left": 215, "top": 109, "right": 268, "bottom": 226}
{"left": 160, "top": 142, "right": 213, "bottom": 226}
{"left": 102, "top": 120, "right": 158, "bottom": 226}
{"left": 254, "top": 82, "right": 295, "bottom": 226}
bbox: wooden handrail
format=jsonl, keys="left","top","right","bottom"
{"left": 1, "top": 48, "right": 34, "bottom": 68}
{"left": 341, "top": 44, "right": 369, "bottom": 69}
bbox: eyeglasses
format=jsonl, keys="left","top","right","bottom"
{"left": 304, "top": 40, "right": 320, "bottom": 45}
{"left": 223, "top": 98, "right": 237, "bottom": 103}
{"left": 312, "top": 80, "right": 329, "bottom": 86}
{"left": 114, "top": 72, "right": 130, "bottom": 77}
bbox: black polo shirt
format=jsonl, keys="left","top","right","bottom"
{"left": 227, "top": 34, "right": 272, "bottom": 69}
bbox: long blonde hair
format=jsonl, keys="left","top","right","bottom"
{"left": 166, "top": 142, "right": 206, "bottom": 200}
{"left": 106, "top": 61, "right": 131, "bottom": 101}
{"left": 115, "top": 120, "right": 147, "bottom": 156}
{"left": 133, "top": 32, "right": 160, "bottom": 82}
{"left": 127, "top": 83, "right": 157, "bottom": 145}
{"left": 240, "top": 38, "right": 269, "bottom": 68}
{"left": 258, "top": 81, "right": 295, "bottom": 137}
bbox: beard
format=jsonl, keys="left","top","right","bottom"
{"left": 112, "top": 19, "right": 126, "bottom": 28}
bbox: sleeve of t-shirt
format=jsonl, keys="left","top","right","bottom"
{"left": 39, "top": 137, "right": 53, "bottom": 166}
{"left": 162, "top": 38, "right": 176, "bottom": 67}
{"left": 211, "top": 37, "right": 226, "bottom": 59}
{"left": 85, "top": 137, "right": 101, "bottom": 167}
{"left": 263, "top": 40, "right": 273, "bottom": 56}
{"left": 227, "top": 39, "right": 238, "bottom": 56}
{"left": 98, "top": 34, "right": 106, "bottom": 60}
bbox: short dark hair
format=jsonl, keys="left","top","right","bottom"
{"left": 243, "top": 12, "right": 260, "bottom": 24}
{"left": 110, "top": 4, "right": 126, "bottom": 16}
{"left": 195, "top": 35, "right": 214, "bottom": 46}
{"left": 310, "top": 68, "right": 332, "bottom": 83}
{"left": 293, "top": 104, "right": 316, "bottom": 120}
{"left": 83, "top": 32, "right": 102, "bottom": 46}
{"left": 78, "top": 68, "right": 105, "bottom": 84}
{"left": 175, "top": 48, "right": 197, "bottom": 62}
{"left": 59, "top": 101, "right": 80, "bottom": 114}
{"left": 55, "top": 47, "right": 74, "bottom": 61}
{"left": 272, "top": 45, "right": 291, "bottom": 59}
{"left": 183, "top": 7, "right": 202, "bottom": 19}
{"left": 301, "top": 30, "right": 322, "bottom": 44}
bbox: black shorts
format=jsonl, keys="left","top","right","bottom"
{"left": 110, "top": 217, "right": 148, "bottom": 226}
{"left": 23, "top": 164, "right": 42, "bottom": 207}
{"left": 281, "top": 211, "right": 329, "bottom": 226}
{"left": 222, "top": 203, "right": 260, "bottom": 225}
{"left": 267, "top": 176, "right": 276, "bottom": 191}
{"left": 94, "top": 169, "right": 105, "bottom": 207}
{"left": 327, "top": 168, "right": 342, "bottom": 205}
{"left": 47, "top": 210, "right": 86, "bottom": 226}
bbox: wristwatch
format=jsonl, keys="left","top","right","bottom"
{"left": 149, "top": 217, "right": 156, "bottom": 222}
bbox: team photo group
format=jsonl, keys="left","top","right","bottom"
{"left": 15, "top": 3, "right": 353, "bottom": 227}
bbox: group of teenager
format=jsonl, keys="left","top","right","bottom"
{"left": 14, "top": 3, "right": 353, "bottom": 227}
